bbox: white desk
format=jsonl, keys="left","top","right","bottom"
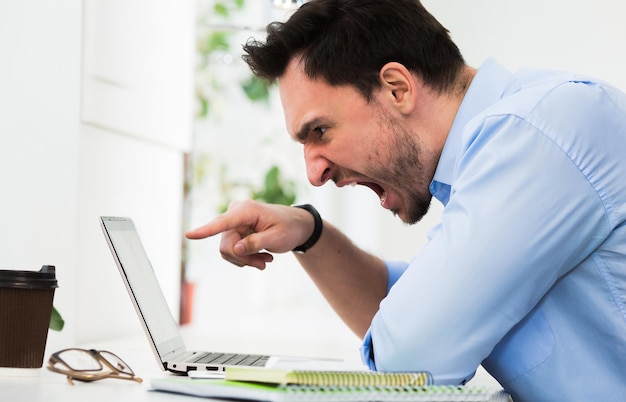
{"left": 1, "top": 319, "right": 503, "bottom": 401}
{"left": 0, "top": 320, "right": 367, "bottom": 401}
{"left": 0, "top": 336, "right": 175, "bottom": 402}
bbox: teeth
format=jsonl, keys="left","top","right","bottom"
{"left": 349, "top": 182, "right": 357, "bottom": 187}
{"left": 380, "top": 191, "right": 387, "bottom": 203}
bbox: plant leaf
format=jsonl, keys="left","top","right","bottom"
{"left": 49, "top": 306, "right": 65, "bottom": 331}
{"left": 199, "top": 31, "right": 231, "bottom": 55}
{"left": 241, "top": 76, "right": 271, "bottom": 103}
{"left": 213, "top": 3, "right": 229, "bottom": 17}
{"left": 251, "top": 166, "right": 297, "bottom": 205}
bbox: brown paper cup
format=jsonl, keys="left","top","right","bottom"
{"left": 0, "top": 265, "right": 58, "bottom": 370}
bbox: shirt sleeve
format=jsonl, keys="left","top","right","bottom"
{"left": 360, "top": 260, "right": 410, "bottom": 370}
{"left": 360, "top": 114, "right": 610, "bottom": 384}
{"left": 385, "top": 260, "right": 409, "bottom": 293}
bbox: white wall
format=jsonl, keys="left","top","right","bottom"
{"left": 0, "top": 1, "right": 81, "bottom": 266}
{"left": 423, "top": 0, "right": 626, "bottom": 91}
{"left": 1, "top": 0, "right": 195, "bottom": 355}
{"left": 0, "top": 0, "right": 82, "bottom": 351}
{"left": 75, "top": 0, "right": 195, "bottom": 345}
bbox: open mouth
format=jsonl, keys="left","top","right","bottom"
{"left": 358, "top": 182, "right": 387, "bottom": 204}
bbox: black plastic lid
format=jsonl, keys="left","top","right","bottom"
{"left": 0, "top": 265, "right": 58, "bottom": 289}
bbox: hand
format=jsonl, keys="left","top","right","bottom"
{"left": 185, "top": 200, "right": 314, "bottom": 270}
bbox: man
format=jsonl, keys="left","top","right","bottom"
{"left": 186, "top": 1, "right": 626, "bottom": 400}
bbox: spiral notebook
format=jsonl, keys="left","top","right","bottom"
{"left": 150, "top": 377, "right": 509, "bottom": 402}
{"left": 151, "top": 369, "right": 509, "bottom": 401}
{"left": 223, "top": 366, "right": 432, "bottom": 387}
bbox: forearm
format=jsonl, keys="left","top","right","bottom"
{"left": 295, "top": 220, "right": 388, "bottom": 338}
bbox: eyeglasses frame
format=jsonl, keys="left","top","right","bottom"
{"left": 47, "top": 348, "right": 143, "bottom": 385}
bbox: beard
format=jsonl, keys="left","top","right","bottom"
{"left": 370, "top": 112, "right": 435, "bottom": 224}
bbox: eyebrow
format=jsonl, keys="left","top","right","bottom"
{"left": 294, "top": 117, "right": 326, "bottom": 142}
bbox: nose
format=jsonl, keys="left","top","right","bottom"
{"left": 304, "top": 144, "right": 332, "bottom": 186}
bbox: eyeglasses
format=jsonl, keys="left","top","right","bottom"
{"left": 47, "top": 348, "right": 143, "bottom": 385}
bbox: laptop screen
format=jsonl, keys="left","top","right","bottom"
{"left": 100, "top": 216, "right": 185, "bottom": 361}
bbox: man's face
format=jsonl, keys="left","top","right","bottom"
{"left": 278, "top": 58, "right": 436, "bottom": 224}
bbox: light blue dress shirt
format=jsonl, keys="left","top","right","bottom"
{"left": 360, "top": 58, "right": 626, "bottom": 402}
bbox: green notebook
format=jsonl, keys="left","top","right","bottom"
{"left": 150, "top": 377, "right": 509, "bottom": 402}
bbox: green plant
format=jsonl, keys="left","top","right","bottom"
{"left": 217, "top": 165, "right": 297, "bottom": 213}
{"left": 251, "top": 165, "right": 297, "bottom": 206}
{"left": 196, "top": 0, "right": 272, "bottom": 118}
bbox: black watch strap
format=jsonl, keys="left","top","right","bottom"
{"left": 292, "top": 204, "right": 323, "bottom": 253}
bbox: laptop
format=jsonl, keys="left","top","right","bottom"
{"left": 100, "top": 215, "right": 282, "bottom": 374}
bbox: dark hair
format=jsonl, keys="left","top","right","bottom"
{"left": 242, "top": 0, "right": 465, "bottom": 101}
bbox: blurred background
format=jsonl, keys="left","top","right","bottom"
{"left": 1, "top": 0, "right": 625, "bottom": 376}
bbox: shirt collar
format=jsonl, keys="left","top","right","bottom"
{"left": 430, "top": 58, "right": 514, "bottom": 205}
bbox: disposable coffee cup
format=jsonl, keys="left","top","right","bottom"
{"left": 0, "top": 265, "right": 58, "bottom": 373}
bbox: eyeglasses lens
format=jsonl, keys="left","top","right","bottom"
{"left": 99, "top": 351, "right": 134, "bottom": 375}
{"left": 57, "top": 349, "right": 102, "bottom": 372}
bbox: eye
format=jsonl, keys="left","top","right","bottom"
{"left": 314, "top": 126, "right": 327, "bottom": 137}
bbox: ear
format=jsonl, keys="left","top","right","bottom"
{"left": 379, "top": 62, "right": 416, "bottom": 115}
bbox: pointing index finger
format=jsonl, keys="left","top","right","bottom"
{"left": 185, "top": 213, "right": 247, "bottom": 240}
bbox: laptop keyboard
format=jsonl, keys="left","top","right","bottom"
{"left": 193, "top": 352, "right": 269, "bottom": 367}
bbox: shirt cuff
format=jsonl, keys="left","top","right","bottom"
{"left": 360, "top": 327, "right": 377, "bottom": 370}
